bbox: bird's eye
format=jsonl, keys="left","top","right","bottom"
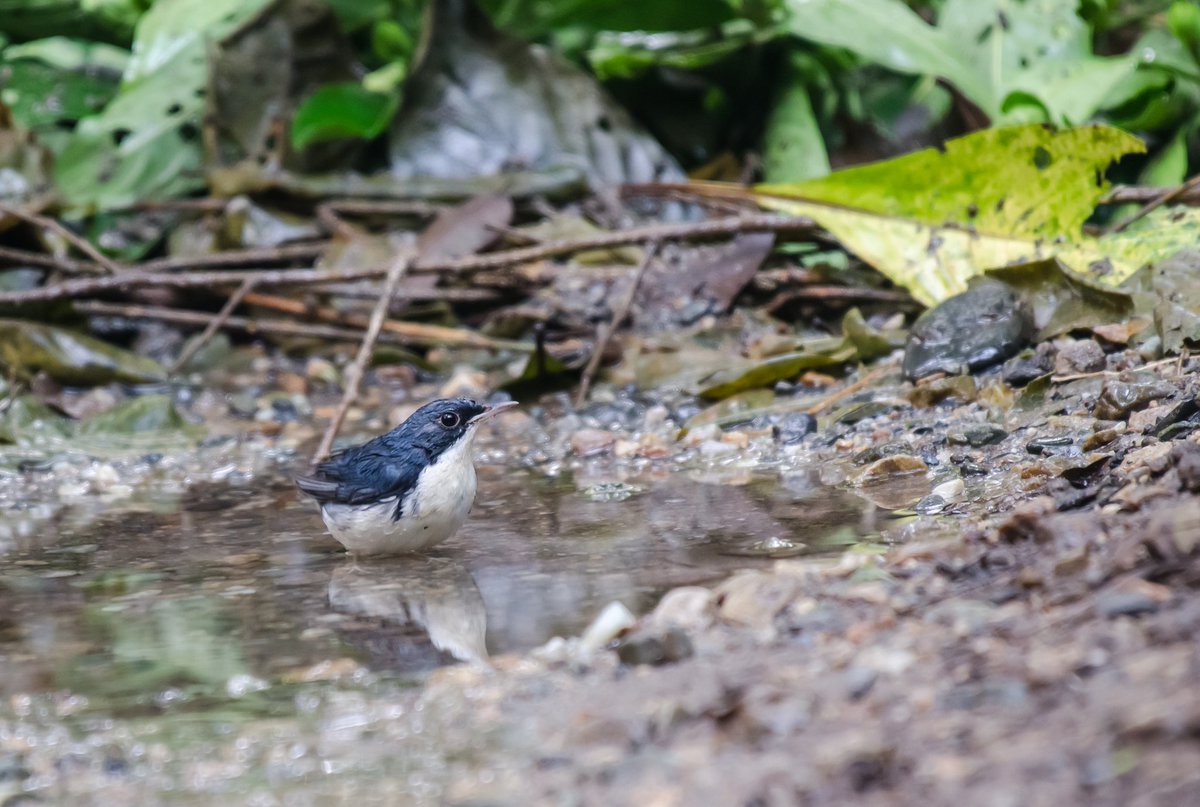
{"left": 439, "top": 412, "right": 461, "bottom": 428}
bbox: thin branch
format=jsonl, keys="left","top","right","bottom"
{"left": 0, "top": 202, "right": 121, "bottom": 274}
{"left": 575, "top": 240, "right": 661, "bottom": 407}
{"left": 73, "top": 301, "right": 414, "bottom": 345}
{"left": 1101, "top": 184, "right": 1200, "bottom": 206}
{"left": 323, "top": 199, "right": 446, "bottom": 218}
{"left": 0, "top": 244, "right": 99, "bottom": 275}
{"left": 311, "top": 254, "right": 412, "bottom": 466}
{"left": 1102, "top": 173, "right": 1200, "bottom": 236}
{"left": 168, "top": 277, "right": 257, "bottom": 374}
{"left": 764, "top": 286, "right": 917, "bottom": 313}
{"left": 805, "top": 361, "right": 900, "bottom": 416}
{"left": 239, "top": 291, "right": 530, "bottom": 352}
{"left": 0, "top": 214, "right": 817, "bottom": 306}
{"left": 136, "top": 241, "right": 327, "bottom": 274}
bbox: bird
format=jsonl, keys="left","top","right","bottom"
{"left": 296, "top": 398, "right": 517, "bottom": 555}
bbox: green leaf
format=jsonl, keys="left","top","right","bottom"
{"left": 0, "top": 319, "right": 166, "bottom": 384}
{"left": 762, "top": 55, "right": 829, "bottom": 182}
{"left": 53, "top": 0, "right": 273, "bottom": 212}
{"left": 78, "top": 394, "right": 195, "bottom": 436}
{"left": 0, "top": 395, "right": 72, "bottom": 446}
{"left": 290, "top": 82, "right": 400, "bottom": 150}
{"left": 698, "top": 337, "right": 857, "bottom": 399}
{"left": 760, "top": 124, "right": 1143, "bottom": 239}
{"left": 1141, "top": 127, "right": 1190, "bottom": 188}
{"left": 782, "top": 0, "right": 1136, "bottom": 124}
{"left": 1168, "top": 0, "right": 1200, "bottom": 65}
{"left": 751, "top": 124, "right": 1178, "bottom": 306}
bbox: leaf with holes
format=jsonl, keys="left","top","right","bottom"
{"left": 53, "top": 0, "right": 273, "bottom": 212}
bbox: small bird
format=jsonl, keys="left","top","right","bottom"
{"left": 296, "top": 398, "right": 517, "bottom": 555}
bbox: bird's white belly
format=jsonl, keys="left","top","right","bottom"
{"left": 321, "top": 440, "right": 478, "bottom": 555}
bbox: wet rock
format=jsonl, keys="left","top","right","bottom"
{"left": 903, "top": 282, "right": 1032, "bottom": 380}
{"left": 914, "top": 494, "right": 946, "bottom": 515}
{"left": 577, "top": 601, "right": 636, "bottom": 656}
{"left": 1093, "top": 378, "right": 1176, "bottom": 420}
{"left": 1053, "top": 338, "right": 1106, "bottom": 375}
{"left": 1097, "top": 591, "right": 1160, "bottom": 618}
{"left": 844, "top": 666, "right": 878, "bottom": 700}
{"left": 616, "top": 627, "right": 694, "bottom": 666}
{"left": 907, "top": 375, "right": 978, "bottom": 407}
{"left": 856, "top": 454, "right": 927, "bottom": 484}
{"left": 930, "top": 478, "right": 964, "bottom": 502}
{"left": 569, "top": 428, "right": 616, "bottom": 456}
{"left": 715, "top": 571, "right": 801, "bottom": 632}
{"left": 1003, "top": 347, "right": 1053, "bottom": 386}
{"left": 947, "top": 424, "right": 1007, "bottom": 447}
{"left": 1026, "top": 435, "right": 1074, "bottom": 455}
{"left": 648, "top": 586, "right": 715, "bottom": 633}
{"left": 772, "top": 412, "right": 817, "bottom": 444}
{"left": 1147, "top": 398, "right": 1200, "bottom": 439}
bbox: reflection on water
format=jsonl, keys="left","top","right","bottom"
{"left": 0, "top": 465, "right": 890, "bottom": 712}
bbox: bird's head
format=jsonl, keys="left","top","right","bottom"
{"left": 390, "top": 398, "right": 517, "bottom": 457}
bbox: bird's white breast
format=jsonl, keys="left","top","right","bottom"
{"left": 320, "top": 434, "right": 479, "bottom": 555}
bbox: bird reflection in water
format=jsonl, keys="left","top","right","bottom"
{"left": 327, "top": 557, "right": 489, "bottom": 666}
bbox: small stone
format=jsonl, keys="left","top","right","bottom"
{"left": 1003, "top": 349, "right": 1053, "bottom": 386}
{"left": 439, "top": 368, "right": 488, "bottom": 398}
{"left": 1094, "top": 378, "right": 1176, "bottom": 420}
{"left": 856, "top": 454, "right": 928, "bottom": 484}
{"left": 773, "top": 412, "right": 817, "bottom": 444}
{"left": 648, "top": 587, "right": 714, "bottom": 632}
{"left": 305, "top": 357, "right": 338, "bottom": 385}
{"left": 845, "top": 666, "right": 878, "bottom": 700}
{"left": 615, "top": 627, "right": 694, "bottom": 666}
{"left": 570, "top": 428, "right": 616, "bottom": 456}
{"left": 1054, "top": 338, "right": 1106, "bottom": 375}
{"left": 914, "top": 494, "right": 946, "bottom": 514}
{"left": 931, "top": 478, "right": 964, "bottom": 501}
{"left": 1097, "top": 591, "right": 1160, "bottom": 618}
{"left": 947, "top": 424, "right": 1007, "bottom": 447}
{"left": 577, "top": 601, "right": 636, "bottom": 656}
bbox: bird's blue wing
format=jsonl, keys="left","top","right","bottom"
{"left": 295, "top": 438, "right": 427, "bottom": 513}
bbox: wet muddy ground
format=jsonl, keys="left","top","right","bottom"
{"left": 2, "top": 352, "right": 1199, "bottom": 805}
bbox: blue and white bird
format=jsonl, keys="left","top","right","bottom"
{"left": 296, "top": 398, "right": 517, "bottom": 555}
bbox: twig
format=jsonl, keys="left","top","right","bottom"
{"left": 764, "top": 286, "right": 916, "bottom": 313}
{"left": 323, "top": 199, "right": 446, "bottom": 218}
{"left": 0, "top": 215, "right": 817, "bottom": 306}
{"left": 427, "top": 214, "right": 814, "bottom": 276}
{"left": 575, "top": 240, "right": 661, "bottom": 407}
{"left": 0, "top": 202, "right": 121, "bottom": 274}
{"left": 240, "top": 291, "right": 532, "bottom": 352}
{"left": 136, "top": 242, "right": 327, "bottom": 274}
{"left": 805, "top": 361, "right": 899, "bottom": 416}
{"left": 73, "top": 301, "right": 416, "bottom": 345}
{"left": 1101, "top": 184, "right": 1200, "bottom": 206}
{"left": 1102, "top": 173, "right": 1200, "bottom": 235}
{"left": 308, "top": 282, "right": 500, "bottom": 303}
{"left": 311, "top": 254, "right": 413, "bottom": 465}
{"left": 0, "top": 244, "right": 99, "bottom": 275}
{"left": 1050, "top": 355, "right": 1183, "bottom": 383}
{"left": 168, "top": 277, "right": 257, "bottom": 374}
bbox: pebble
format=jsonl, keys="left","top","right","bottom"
{"left": 577, "top": 601, "right": 636, "bottom": 656}
{"left": 773, "top": 412, "right": 817, "bottom": 444}
{"left": 1096, "top": 591, "right": 1160, "bottom": 618}
{"left": 1054, "top": 338, "right": 1106, "bottom": 375}
{"left": 616, "top": 627, "right": 694, "bottom": 666}
{"left": 570, "top": 428, "right": 616, "bottom": 456}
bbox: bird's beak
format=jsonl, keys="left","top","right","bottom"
{"left": 468, "top": 400, "right": 519, "bottom": 425}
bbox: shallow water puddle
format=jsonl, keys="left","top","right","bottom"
{"left": 0, "top": 467, "right": 886, "bottom": 712}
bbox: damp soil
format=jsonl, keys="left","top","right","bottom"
{"left": 2, "top": 359, "right": 1200, "bottom": 806}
